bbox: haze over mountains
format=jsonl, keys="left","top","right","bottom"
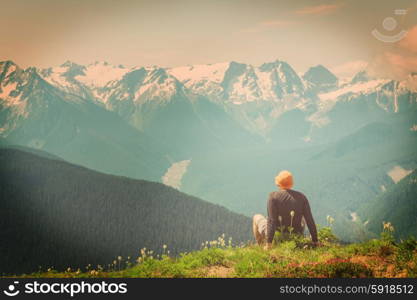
{"left": 1, "top": 58, "right": 416, "bottom": 241}
{"left": 359, "top": 169, "right": 417, "bottom": 240}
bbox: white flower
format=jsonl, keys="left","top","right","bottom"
{"left": 290, "top": 210, "right": 295, "bottom": 217}
{"left": 327, "top": 215, "right": 334, "bottom": 225}
{"left": 383, "top": 221, "right": 394, "bottom": 232}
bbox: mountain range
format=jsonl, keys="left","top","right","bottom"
{"left": 2, "top": 59, "right": 416, "bottom": 150}
{"left": 1, "top": 58, "right": 416, "bottom": 241}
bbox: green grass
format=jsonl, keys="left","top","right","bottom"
{"left": 9, "top": 229, "right": 417, "bottom": 278}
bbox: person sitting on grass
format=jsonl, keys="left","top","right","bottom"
{"left": 252, "top": 170, "right": 318, "bottom": 250}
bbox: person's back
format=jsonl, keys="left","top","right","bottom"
{"left": 253, "top": 170, "right": 318, "bottom": 249}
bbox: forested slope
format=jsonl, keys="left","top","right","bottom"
{"left": 0, "top": 148, "right": 251, "bottom": 275}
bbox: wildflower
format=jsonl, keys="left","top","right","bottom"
{"left": 382, "top": 221, "right": 395, "bottom": 235}
{"left": 326, "top": 215, "right": 335, "bottom": 226}
{"left": 290, "top": 210, "right": 295, "bottom": 217}
{"left": 117, "top": 256, "right": 122, "bottom": 261}
{"left": 67, "top": 267, "right": 71, "bottom": 273}
{"left": 163, "top": 245, "right": 167, "bottom": 249}
{"left": 383, "top": 221, "right": 392, "bottom": 231}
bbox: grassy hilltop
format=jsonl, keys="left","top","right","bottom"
{"left": 11, "top": 226, "right": 417, "bottom": 278}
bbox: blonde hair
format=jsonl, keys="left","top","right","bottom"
{"left": 275, "top": 170, "right": 293, "bottom": 189}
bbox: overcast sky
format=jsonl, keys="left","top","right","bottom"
{"left": 1, "top": 0, "right": 416, "bottom": 78}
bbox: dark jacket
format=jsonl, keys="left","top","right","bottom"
{"left": 266, "top": 189, "right": 318, "bottom": 243}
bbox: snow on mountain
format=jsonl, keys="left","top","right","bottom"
{"left": 350, "top": 70, "right": 371, "bottom": 84}
{"left": 75, "top": 61, "right": 129, "bottom": 88}
{"left": 40, "top": 61, "right": 83, "bottom": 84}
{"left": 0, "top": 61, "right": 83, "bottom": 136}
{"left": 319, "top": 79, "right": 389, "bottom": 102}
{"left": 38, "top": 61, "right": 183, "bottom": 106}
{"left": 257, "top": 60, "right": 305, "bottom": 99}
{"left": 41, "top": 61, "right": 129, "bottom": 89}
{"left": 303, "top": 65, "right": 338, "bottom": 86}
{"left": 302, "top": 65, "right": 338, "bottom": 94}
{"left": 2, "top": 59, "right": 416, "bottom": 144}
{"left": 0, "top": 81, "right": 18, "bottom": 101}
{"left": 134, "top": 67, "right": 182, "bottom": 102}
{"left": 1, "top": 61, "right": 22, "bottom": 103}
{"left": 39, "top": 61, "right": 130, "bottom": 103}
{"left": 222, "top": 62, "right": 262, "bottom": 103}
{"left": 0, "top": 62, "right": 33, "bottom": 117}
{"left": 101, "top": 66, "right": 184, "bottom": 108}
{"left": 2, "top": 61, "right": 17, "bottom": 79}
{"left": 39, "top": 61, "right": 89, "bottom": 99}
{"left": 168, "top": 62, "right": 229, "bottom": 97}
{"left": 398, "top": 73, "right": 417, "bottom": 93}
{"left": 308, "top": 78, "right": 389, "bottom": 127}
{"left": 169, "top": 60, "right": 305, "bottom": 104}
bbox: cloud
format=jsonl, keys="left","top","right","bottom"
{"left": 399, "top": 25, "right": 417, "bottom": 53}
{"left": 241, "top": 19, "right": 295, "bottom": 33}
{"left": 296, "top": 3, "right": 344, "bottom": 15}
{"left": 330, "top": 60, "right": 368, "bottom": 79}
{"left": 371, "top": 52, "right": 417, "bottom": 76}
{"left": 241, "top": 2, "right": 343, "bottom": 33}
{"left": 368, "top": 25, "right": 417, "bottom": 82}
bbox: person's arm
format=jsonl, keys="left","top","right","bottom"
{"left": 302, "top": 196, "right": 318, "bottom": 243}
{"left": 266, "top": 193, "right": 278, "bottom": 244}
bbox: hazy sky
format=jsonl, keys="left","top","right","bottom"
{"left": 1, "top": 0, "right": 416, "bottom": 77}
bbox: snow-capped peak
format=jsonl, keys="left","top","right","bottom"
{"left": 98, "top": 66, "right": 184, "bottom": 107}
{"left": 60, "top": 60, "right": 83, "bottom": 69}
{"left": 350, "top": 70, "right": 372, "bottom": 84}
{"left": 319, "top": 79, "right": 389, "bottom": 102}
{"left": 168, "top": 60, "right": 305, "bottom": 103}
{"left": 303, "top": 65, "right": 338, "bottom": 86}
{"left": 169, "top": 62, "right": 230, "bottom": 84}
{"left": 39, "top": 61, "right": 130, "bottom": 90}
{"left": 75, "top": 62, "right": 128, "bottom": 88}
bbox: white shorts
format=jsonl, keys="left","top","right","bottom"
{"left": 253, "top": 214, "right": 267, "bottom": 236}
